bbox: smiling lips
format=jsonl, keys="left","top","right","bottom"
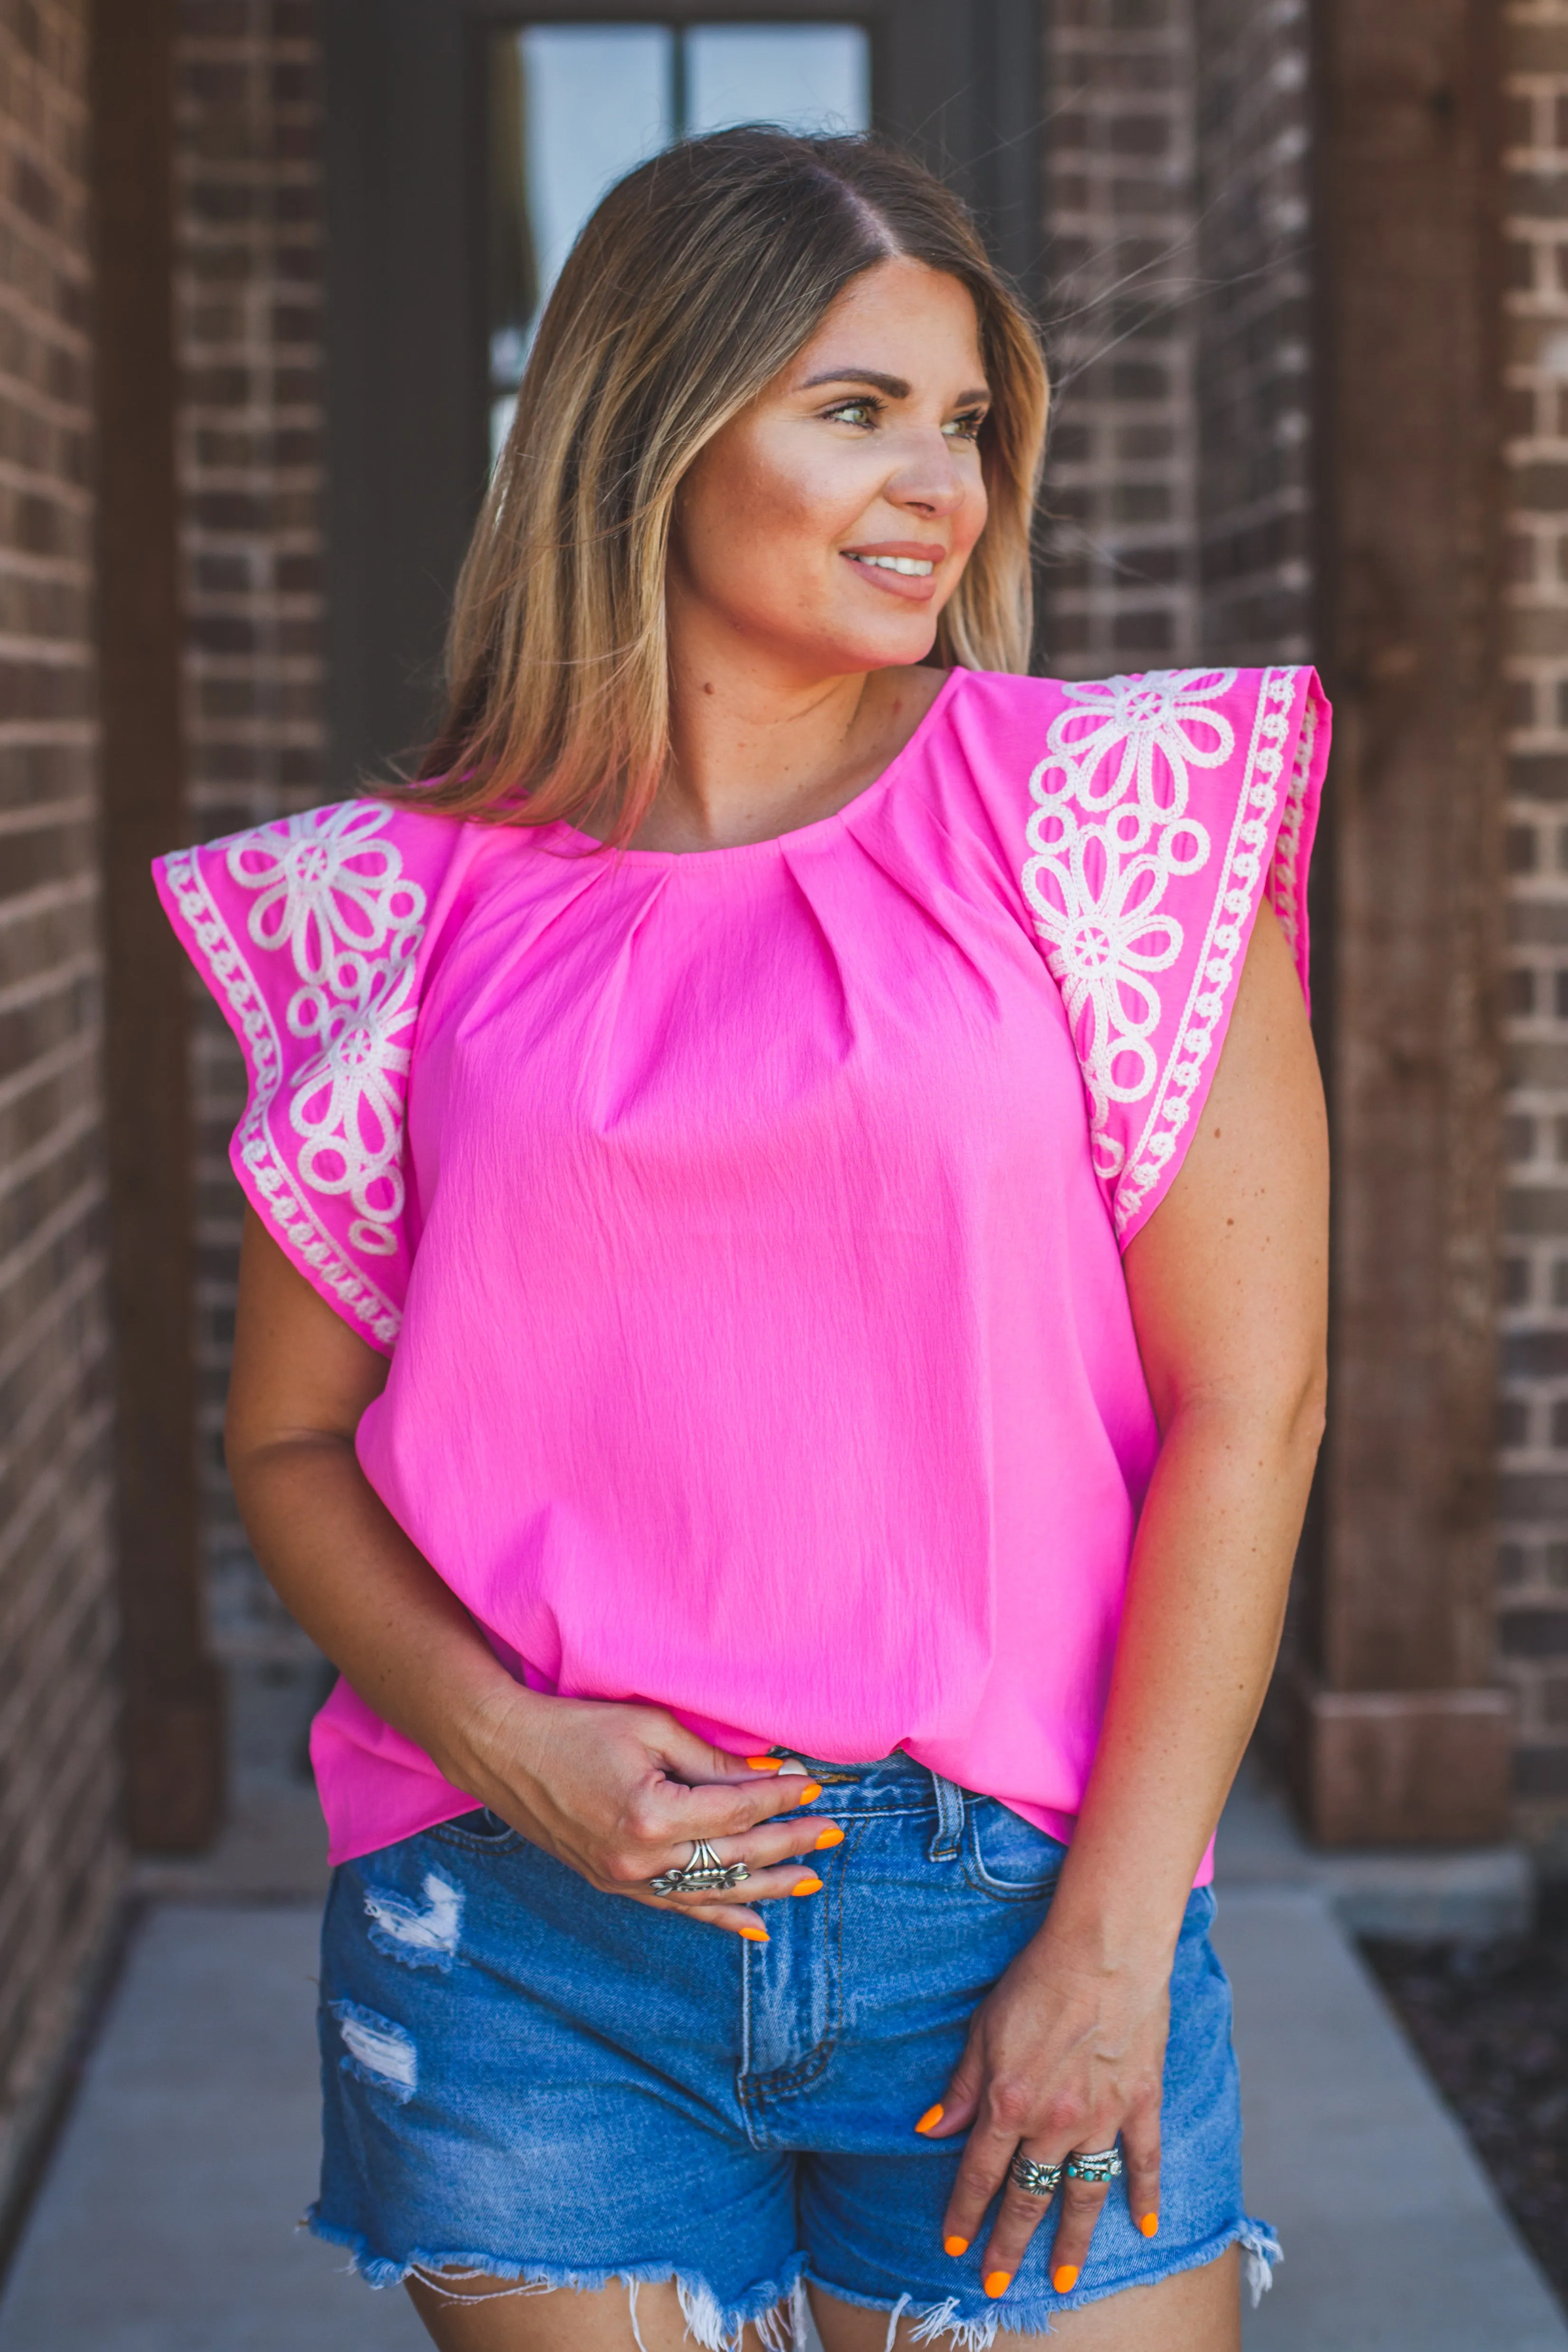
{"left": 843, "top": 542, "right": 944, "bottom": 599}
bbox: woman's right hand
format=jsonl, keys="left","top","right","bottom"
{"left": 459, "top": 1685, "right": 838, "bottom": 1938}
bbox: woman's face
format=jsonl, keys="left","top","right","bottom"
{"left": 668, "top": 256, "right": 991, "bottom": 682}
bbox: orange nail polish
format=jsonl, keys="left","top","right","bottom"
{"left": 746, "top": 1756, "right": 782, "bottom": 1771}
{"left": 791, "top": 1874, "right": 824, "bottom": 1896}
{"left": 943, "top": 2236, "right": 969, "bottom": 2258}
{"left": 814, "top": 1823, "right": 845, "bottom": 1849}
{"left": 1052, "top": 2265, "right": 1080, "bottom": 2295}
{"left": 797, "top": 1781, "right": 822, "bottom": 1803}
{"left": 1139, "top": 2212, "right": 1159, "bottom": 2239}
{"left": 913, "top": 2103, "right": 945, "bottom": 2135}
{"left": 739, "top": 1925, "right": 770, "bottom": 1941}
{"left": 984, "top": 2272, "right": 1012, "bottom": 2299}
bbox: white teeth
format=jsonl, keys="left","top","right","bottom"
{"left": 851, "top": 553, "right": 935, "bottom": 577}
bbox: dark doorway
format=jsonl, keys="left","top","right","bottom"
{"left": 321, "top": 0, "right": 1043, "bottom": 787}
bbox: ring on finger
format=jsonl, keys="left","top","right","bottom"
{"left": 648, "top": 1838, "right": 751, "bottom": 1896}
{"left": 1008, "top": 2152, "right": 1065, "bottom": 2200}
{"left": 1063, "top": 2145, "right": 1124, "bottom": 2184}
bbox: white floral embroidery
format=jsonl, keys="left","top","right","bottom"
{"left": 1021, "top": 667, "right": 1312, "bottom": 1237}
{"left": 225, "top": 804, "right": 428, "bottom": 1256}
{"left": 159, "top": 800, "right": 431, "bottom": 1347}
{"left": 1022, "top": 668, "right": 1238, "bottom": 1183}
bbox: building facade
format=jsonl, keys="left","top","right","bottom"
{"left": 0, "top": 0, "right": 1544, "bottom": 2240}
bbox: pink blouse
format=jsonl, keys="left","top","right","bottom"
{"left": 157, "top": 665, "right": 1329, "bottom": 1869}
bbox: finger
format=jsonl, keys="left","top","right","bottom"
{"left": 661, "top": 1860, "right": 829, "bottom": 1907}
{"left": 937, "top": 2115, "right": 1020, "bottom": 2259}
{"left": 973, "top": 2161, "right": 1071, "bottom": 2292}
{"left": 695, "top": 1815, "right": 846, "bottom": 1873}
{"left": 1121, "top": 2110, "right": 1161, "bottom": 2242}
{"left": 628, "top": 1804, "right": 840, "bottom": 1894}
{"left": 645, "top": 1771, "right": 826, "bottom": 1846}
{"left": 1000, "top": 2174, "right": 1109, "bottom": 2299}
{"left": 916, "top": 2039, "right": 986, "bottom": 2144}
{"left": 648, "top": 1723, "right": 798, "bottom": 1789}
{"left": 625, "top": 1890, "right": 773, "bottom": 1941}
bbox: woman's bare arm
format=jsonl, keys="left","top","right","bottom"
{"left": 926, "top": 897, "right": 1329, "bottom": 2292}
{"left": 224, "top": 1211, "right": 830, "bottom": 1932}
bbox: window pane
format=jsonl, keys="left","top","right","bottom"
{"left": 686, "top": 25, "right": 870, "bottom": 138}
{"left": 490, "top": 25, "right": 674, "bottom": 452}
{"left": 520, "top": 26, "right": 674, "bottom": 302}
{"left": 488, "top": 20, "right": 872, "bottom": 462}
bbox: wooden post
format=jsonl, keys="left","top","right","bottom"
{"left": 89, "top": 0, "right": 224, "bottom": 1849}
{"left": 1299, "top": 0, "right": 1512, "bottom": 1843}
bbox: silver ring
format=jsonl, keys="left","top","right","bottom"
{"left": 1064, "top": 2145, "right": 1124, "bottom": 2183}
{"left": 1008, "top": 2152, "right": 1064, "bottom": 2200}
{"left": 648, "top": 1838, "right": 751, "bottom": 1896}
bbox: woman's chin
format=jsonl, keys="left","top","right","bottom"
{"left": 812, "top": 619, "right": 941, "bottom": 675}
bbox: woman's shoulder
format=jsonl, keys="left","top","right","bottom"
{"left": 153, "top": 792, "right": 525, "bottom": 993}
{"left": 151, "top": 795, "right": 508, "bottom": 1355}
{"left": 948, "top": 660, "right": 1327, "bottom": 740}
{"left": 938, "top": 663, "right": 1331, "bottom": 1246}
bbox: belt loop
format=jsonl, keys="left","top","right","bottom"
{"left": 927, "top": 1771, "right": 965, "bottom": 1861}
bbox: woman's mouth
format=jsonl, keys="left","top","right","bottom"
{"left": 842, "top": 548, "right": 942, "bottom": 600}
{"left": 847, "top": 553, "right": 935, "bottom": 576}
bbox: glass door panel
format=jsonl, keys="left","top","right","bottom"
{"left": 489, "top": 19, "right": 871, "bottom": 457}
{"left": 685, "top": 25, "right": 869, "bottom": 137}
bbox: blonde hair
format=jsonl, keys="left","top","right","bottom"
{"left": 400, "top": 128, "right": 1050, "bottom": 842}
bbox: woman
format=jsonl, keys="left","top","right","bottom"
{"left": 158, "top": 130, "right": 1329, "bottom": 2352}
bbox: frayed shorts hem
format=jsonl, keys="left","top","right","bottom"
{"left": 305, "top": 2206, "right": 808, "bottom": 2350}
{"left": 803, "top": 2218, "right": 1281, "bottom": 2345}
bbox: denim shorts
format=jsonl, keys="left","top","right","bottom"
{"left": 310, "top": 1752, "right": 1278, "bottom": 2347}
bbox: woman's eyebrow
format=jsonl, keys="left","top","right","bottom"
{"left": 800, "top": 365, "right": 991, "bottom": 405}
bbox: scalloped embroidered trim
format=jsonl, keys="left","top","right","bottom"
{"left": 1115, "top": 668, "right": 1307, "bottom": 1234}
{"left": 1020, "top": 666, "right": 1310, "bottom": 1239}
{"left": 161, "top": 831, "right": 406, "bottom": 1345}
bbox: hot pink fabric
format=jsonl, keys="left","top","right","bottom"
{"left": 156, "top": 665, "right": 1329, "bottom": 1870}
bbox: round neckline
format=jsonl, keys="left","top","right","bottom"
{"left": 550, "top": 666, "right": 967, "bottom": 866}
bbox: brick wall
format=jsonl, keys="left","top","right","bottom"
{"left": 1192, "top": 0, "right": 1314, "bottom": 667}
{"left": 1498, "top": 0, "right": 1568, "bottom": 1865}
{"left": 174, "top": 0, "right": 327, "bottom": 1674}
{"left": 0, "top": 0, "right": 121, "bottom": 2217}
{"left": 1041, "top": 0, "right": 1202, "bottom": 678}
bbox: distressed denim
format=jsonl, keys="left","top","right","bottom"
{"left": 311, "top": 1752, "right": 1278, "bottom": 2348}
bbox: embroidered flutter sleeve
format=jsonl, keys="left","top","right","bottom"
{"left": 153, "top": 798, "right": 478, "bottom": 1352}
{"left": 1019, "top": 664, "right": 1330, "bottom": 1244}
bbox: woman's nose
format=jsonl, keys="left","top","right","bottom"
{"left": 884, "top": 434, "right": 969, "bottom": 515}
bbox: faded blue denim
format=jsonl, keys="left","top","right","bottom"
{"left": 310, "top": 1751, "right": 1278, "bottom": 2347}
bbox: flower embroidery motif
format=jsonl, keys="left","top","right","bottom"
{"left": 226, "top": 804, "right": 428, "bottom": 1256}
{"left": 1022, "top": 669, "right": 1237, "bottom": 1183}
{"left": 1020, "top": 667, "right": 1309, "bottom": 1237}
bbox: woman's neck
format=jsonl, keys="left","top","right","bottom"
{"left": 634, "top": 653, "right": 946, "bottom": 854}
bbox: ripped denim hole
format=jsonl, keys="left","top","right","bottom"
{"left": 331, "top": 1999, "right": 417, "bottom": 2102}
{"left": 364, "top": 1870, "right": 463, "bottom": 1971}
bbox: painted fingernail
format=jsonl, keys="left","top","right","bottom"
{"left": 914, "top": 2103, "right": 945, "bottom": 2135}
{"left": 1052, "top": 2265, "right": 1080, "bottom": 2295}
{"left": 746, "top": 1757, "right": 782, "bottom": 1771}
{"left": 797, "top": 1781, "right": 822, "bottom": 1803}
{"left": 791, "top": 1874, "right": 824, "bottom": 1896}
{"left": 1139, "top": 2211, "right": 1159, "bottom": 2238}
{"left": 943, "top": 2236, "right": 969, "bottom": 2258}
{"left": 814, "top": 1823, "right": 845, "bottom": 1849}
{"left": 984, "top": 2272, "right": 1012, "bottom": 2299}
{"left": 739, "top": 1925, "right": 770, "bottom": 1941}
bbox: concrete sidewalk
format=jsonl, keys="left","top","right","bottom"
{"left": 0, "top": 1774, "right": 1563, "bottom": 2351}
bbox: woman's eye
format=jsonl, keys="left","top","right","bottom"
{"left": 944, "top": 410, "right": 986, "bottom": 442}
{"left": 826, "top": 399, "right": 878, "bottom": 429}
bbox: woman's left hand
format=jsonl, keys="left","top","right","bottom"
{"left": 917, "top": 1927, "right": 1169, "bottom": 2299}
